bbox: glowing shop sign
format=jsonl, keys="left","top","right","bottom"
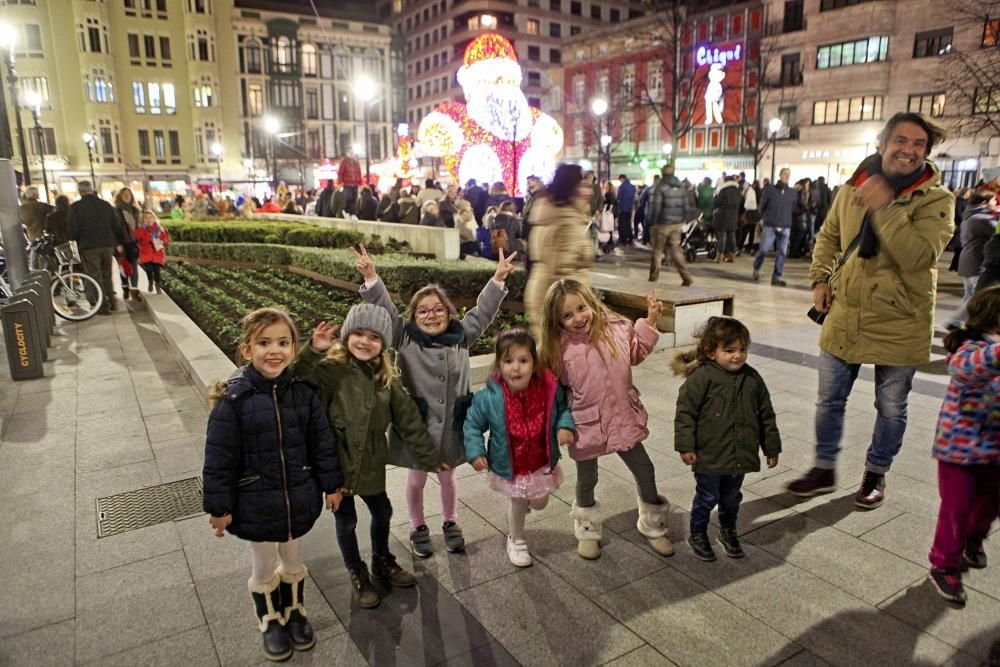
{"left": 695, "top": 44, "right": 742, "bottom": 68}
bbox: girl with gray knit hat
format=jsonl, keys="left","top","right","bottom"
{"left": 294, "top": 303, "right": 442, "bottom": 609}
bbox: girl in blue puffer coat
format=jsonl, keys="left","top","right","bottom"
{"left": 203, "top": 307, "right": 344, "bottom": 662}
{"left": 463, "top": 328, "right": 576, "bottom": 568}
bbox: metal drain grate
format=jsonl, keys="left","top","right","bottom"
{"left": 96, "top": 477, "right": 204, "bottom": 538}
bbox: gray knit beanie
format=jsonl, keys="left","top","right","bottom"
{"left": 340, "top": 303, "right": 394, "bottom": 347}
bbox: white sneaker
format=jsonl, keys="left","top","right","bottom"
{"left": 506, "top": 535, "right": 532, "bottom": 568}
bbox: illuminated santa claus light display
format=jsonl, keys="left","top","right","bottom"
{"left": 416, "top": 33, "right": 563, "bottom": 196}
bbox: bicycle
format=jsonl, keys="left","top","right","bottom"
{"left": 28, "top": 235, "right": 104, "bottom": 321}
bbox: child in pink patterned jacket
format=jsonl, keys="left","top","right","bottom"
{"left": 539, "top": 278, "right": 673, "bottom": 560}
{"left": 928, "top": 287, "right": 1000, "bottom": 605}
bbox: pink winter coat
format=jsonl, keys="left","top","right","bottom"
{"left": 558, "top": 315, "right": 659, "bottom": 461}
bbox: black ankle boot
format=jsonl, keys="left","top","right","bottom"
{"left": 372, "top": 553, "right": 416, "bottom": 588}
{"left": 349, "top": 564, "right": 381, "bottom": 609}
{"left": 278, "top": 568, "right": 315, "bottom": 651}
{"left": 249, "top": 574, "right": 293, "bottom": 662}
{"left": 688, "top": 532, "right": 717, "bottom": 562}
{"left": 717, "top": 526, "right": 745, "bottom": 558}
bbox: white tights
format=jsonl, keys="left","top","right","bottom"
{"left": 507, "top": 495, "right": 550, "bottom": 541}
{"left": 249, "top": 538, "right": 304, "bottom": 584}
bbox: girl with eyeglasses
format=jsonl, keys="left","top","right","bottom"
{"left": 350, "top": 244, "right": 516, "bottom": 558}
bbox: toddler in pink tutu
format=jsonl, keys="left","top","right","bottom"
{"left": 463, "top": 328, "right": 576, "bottom": 567}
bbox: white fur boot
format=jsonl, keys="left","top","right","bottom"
{"left": 636, "top": 495, "right": 675, "bottom": 556}
{"left": 571, "top": 501, "right": 603, "bottom": 560}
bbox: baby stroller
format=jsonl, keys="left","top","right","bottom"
{"left": 587, "top": 205, "right": 617, "bottom": 256}
{"left": 681, "top": 214, "right": 718, "bottom": 263}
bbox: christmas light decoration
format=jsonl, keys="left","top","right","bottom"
{"left": 416, "top": 33, "right": 564, "bottom": 195}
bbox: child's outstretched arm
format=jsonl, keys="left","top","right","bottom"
{"left": 203, "top": 397, "right": 241, "bottom": 535}
{"left": 674, "top": 371, "right": 708, "bottom": 465}
{"left": 553, "top": 384, "right": 577, "bottom": 445}
{"left": 458, "top": 249, "right": 514, "bottom": 343}
{"left": 354, "top": 244, "right": 405, "bottom": 348}
{"left": 628, "top": 291, "right": 662, "bottom": 365}
{"left": 949, "top": 341, "right": 1000, "bottom": 383}
{"left": 389, "top": 382, "right": 444, "bottom": 471}
{"left": 305, "top": 389, "right": 346, "bottom": 510}
{"left": 462, "top": 390, "right": 491, "bottom": 471}
{"left": 757, "top": 379, "right": 782, "bottom": 468}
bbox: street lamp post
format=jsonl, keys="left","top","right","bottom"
{"left": 0, "top": 24, "right": 14, "bottom": 159}
{"left": 82, "top": 133, "right": 97, "bottom": 188}
{"left": 1, "top": 26, "right": 31, "bottom": 185}
{"left": 264, "top": 116, "right": 279, "bottom": 193}
{"left": 863, "top": 130, "right": 878, "bottom": 157}
{"left": 768, "top": 118, "right": 783, "bottom": 184}
{"left": 591, "top": 98, "right": 608, "bottom": 184}
{"left": 210, "top": 141, "right": 223, "bottom": 194}
{"left": 354, "top": 76, "right": 376, "bottom": 186}
{"left": 23, "top": 90, "right": 48, "bottom": 202}
{"left": 600, "top": 134, "right": 612, "bottom": 187}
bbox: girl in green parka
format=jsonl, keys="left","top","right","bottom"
{"left": 673, "top": 316, "right": 781, "bottom": 563}
{"left": 295, "top": 303, "right": 441, "bottom": 610}
{"left": 464, "top": 329, "right": 576, "bottom": 568}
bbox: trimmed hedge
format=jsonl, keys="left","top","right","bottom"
{"left": 166, "top": 220, "right": 409, "bottom": 253}
{"left": 168, "top": 241, "right": 528, "bottom": 302}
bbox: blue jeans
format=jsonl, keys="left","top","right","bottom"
{"left": 752, "top": 226, "right": 789, "bottom": 279}
{"left": 690, "top": 473, "right": 745, "bottom": 534}
{"left": 814, "top": 350, "right": 916, "bottom": 474}
{"left": 334, "top": 491, "right": 393, "bottom": 570}
{"left": 946, "top": 276, "right": 978, "bottom": 328}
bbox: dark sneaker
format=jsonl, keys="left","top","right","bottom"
{"left": 963, "top": 537, "right": 988, "bottom": 569}
{"left": 409, "top": 524, "right": 433, "bottom": 558}
{"left": 929, "top": 568, "right": 966, "bottom": 604}
{"left": 349, "top": 564, "right": 380, "bottom": 609}
{"left": 752, "top": 269, "right": 760, "bottom": 282}
{"left": 442, "top": 521, "right": 465, "bottom": 553}
{"left": 786, "top": 467, "right": 837, "bottom": 497}
{"left": 372, "top": 554, "right": 416, "bottom": 588}
{"left": 688, "top": 532, "right": 717, "bottom": 562}
{"left": 854, "top": 471, "right": 885, "bottom": 509}
{"left": 771, "top": 277, "right": 787, "bottom": 287}
{"left": 717, "top": 526, "right": 745, "bottom": 559}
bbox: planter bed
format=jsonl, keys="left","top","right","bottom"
{"left": 162, "top": 261, "right": 527, "bottom": 361}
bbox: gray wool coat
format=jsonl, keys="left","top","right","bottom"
{"left": 359, "top": 277, "right": 507, "bottom": 468}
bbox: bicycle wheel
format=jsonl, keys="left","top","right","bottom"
{"left": 51, "top": 272, "right": 103, "bottom": 321}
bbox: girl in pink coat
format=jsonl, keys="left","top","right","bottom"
{"left": 539, "top": 279, "right": 673, "bottom": 560}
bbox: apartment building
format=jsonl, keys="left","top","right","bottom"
{"left": 761, "top": 0, "right": 993, "bottom": 187}
{"left": 392, "top": 0, "right": 646, "bottom": 130}
{"left": 0, "top": 0, "right": 394, "bottom": 202}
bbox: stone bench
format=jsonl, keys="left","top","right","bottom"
{"left": 600, "top": 286, "right": 735, "bottom": 347}
{"left": 253, "top": 212, "right": 460, "bottom": 261}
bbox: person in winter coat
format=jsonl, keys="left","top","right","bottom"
{"left": 464, "top": 329, "right": 576, "bottom": 567}
{"left": 489, "top": 201, "right": 524, "bottom": 256}
{"left": 947, "top": 190, "right": 998, "bottom": 329}
{"left": 21, "top": 186, "right": 53, "bottom": 270}
{"left": 464, "top": 179, "right": 488, "bottom": 225}
{"left": 202, "top": 308, "right": 344, "bottom": 661}
{"left": 737, "top": 182, "right": 759, "bottom": 255}
{"left": 439, "top": 185, "right": 459, "bottom": 228}
{"left": 357, "top": 187, "right": 379, "bottom": 221}
{"left": 752, "top": 168, "right": 797, "bottom": 286}
{"left": 134, "top": 210, "right": 170, "bottom": 293}
{"left": 713, "top": 175, "right": 742, "bottom": 262}
{"left": 539, "top": 279, "right": 674, "bottom": 560}
{"left": 68, "top": 180, "right": 126, "bottom": 314}
{"left": 637, "top": 179, "right": 657, "bottom": 245}
{"left": 455, "top": 199, "right": 479, "bottom": 258}
{"left": 316, "top": 180, "right": 336, "bottom": 217}
{"left": 616, "top": 175, "right": 636, "bottom": 246}
{"left": 696, "top": 177, "right": 715, "bottom": 225}
{"left": 114, "top": 188, "right": 142, "bottom": 301}
{"left": 673, "top": 316, "right": 781, "bottom": 562}
{"left": 377, "top": 180, "right": 403, "bottom": 222}
{"left": 524, "top": 164, "right": 594, "bottom": 336}
{"left": 788, "top": 179, "right": 816, "bottom": 259}
{"left": 45, "top": 195, "right": 71, "bottom": 245}
{"left": 337, "top": 149, "right": 362, "bottom": 215}
{"left": 416, "top": 178, "right": 444, "bottom": 207}
{"left": 295, "top": 304, "right": 441, "bottom": 610}
{"left": 352, "top": 244, "right": 512, "bottom": 557}
{"left": 419, "top": 200, "right": 445, "bottom": 227}
{"left": 927, "top": 289, "right": 1000, "bottom": 604}
{"left": 398, "top": 190, "right": 420, "bottom": 225}
{"left": 647, "top": 163, "right": 696, "bottom": 284}
{"left": 789, "top": 112, "right": 955, "bottom": 508}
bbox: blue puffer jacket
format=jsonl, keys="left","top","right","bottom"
{"left": 202, "top": 364, "right": 344, "bottom": 542}
{"left": 759, "top": 182, "right": 797, "bottom": 229}
{"left": 463, "top": 370, "right": 575, "bottom": 480}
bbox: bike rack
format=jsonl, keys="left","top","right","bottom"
{"left": 2, "top": 274, "right": 53, "bottom": 380}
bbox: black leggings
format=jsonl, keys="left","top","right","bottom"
{"left": 575, "top": 444, "right": 660, "bottom": 507}
{"left": 142, "top": 263, "right": 162, "bottom": 284}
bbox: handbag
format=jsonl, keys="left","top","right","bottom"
{"left": 807, "top": 230, "right": 862, "bottom": 325}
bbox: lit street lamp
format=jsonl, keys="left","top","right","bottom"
{"left": 264, "top": 116, "right": 279, "bottom": 192}
{"left": 82, "top": 132, "right": 97, "bottom": 188}
{"left": 210, "top": 141, "right": 223, "bottom": 194}
{"left": 23, "top": 90, "right": 48, "bottom": 202}
{"left": 1, "top": 25, "right": 31, "bottom": 185}
{"left": 353, "top": 76, "right": 376, "bottom": 185}
{"left": 863, "top": 130, "right": 878, "bottom": 157}
{"left": 768, "top": 118, "right": 783, "bottom": 183}
{"left": 591, "top": 98, "right": 608, "bottom": 183}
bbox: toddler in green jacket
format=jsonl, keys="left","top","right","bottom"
{"left": 673, "top": 316, "right": 781, "bottom": 562}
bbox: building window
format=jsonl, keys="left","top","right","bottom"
{"left": 189, "top": 29, "right": 214, "bottom": 62}
{"left": 528, "top": 71, "right": 541, "bottom": 86}
{"left": 913, "top": 28, "right": 953, "bottom": 58}
{"left": 138, "top": 130, "right": 150, "bottom": 162}
{"left": 549, "top": 48, "right": 561, "bottom": 64}
{"left": 648, "top": 113, "right": 660, "bottom": 144}
{"left": 780, "top": 53, "right": 802, "bottom": 85}
{"left": 783, "top": 0, "right": 805, "bottom": 32}
{"left": 19, "top": 76, "right": 49, "bottom": 105}
{"left": 163, "top": 83, "right": 176, "bottom": 113}
{"left": 974, "top": 87, "right": 1000, "bottom": 114}
{"left": 187, "top": 0, "right": 210, "bottom": 13}
{"left": 816, "top": 36, "right": 888, "bottom": 69}
{"left": 610, "top": 8, "right": 620, "bottom": 22}
{"left": 153, "top": 130, "right": 165, "bottom": 163}
{"left": 549, "top": 22, "right": 561, "bottom": 37}
{"left": 144, "top": 35, "right": 156, "bottom": 63}
{"left": 160, "top": 36, "right": 171, "bottom": 65}
{"left": 647, "top": 63, "right": 663, "bottom": 100}
{"left": 128, "top": 34, "right": 140, "bottom": 62}
{"left": 132, "top": 81, "right": 145, "bottom": 113}
{"left": 528, "top": 45, "right": 540, "bottom": 61}
{"left": 812, "top": 95, "right": 882, "bottom": 124}
{"left": 306, "top": 89, "right": 319, "bottom": 119}
{"left": 29, "top": 127, "right": 56, "bottom": 156}
{"left": 570, "top": 25, "right": 581, "bottom": 36}
{"left": 168, "top": 130, "right": 181, "bottom": 163}
{"left": 819, "top": 0, "right": 873, "bottom": 10}
{"left": 247, "top": 83, "right": 263, "bottom": 116}
{"left": 148, "top": 83, "right": 160, "bottom": 113}
{"left": 597, "top": 71, "right": 608, "bottom": 97}
{"left": 570, "top": 1, "right": 581, "bottom": 15}
{"left": 573, "top": 125, "right": 583, "bottom": 146}
{"left": 194, "top": 82, "right": 213, "bottom": 107}
{"left": 907, "top": 92, "right": 945, "bottom": 117}
{"left": 621, "top": 65, "right": 634, "bottom": 100}
{"left": 550, "top": 0, "right": 560, "bottom": 10}
{"left": 590, "top": 4, "right": 600, "bottom": 20}
{"left": 245, "top": 40, "right": 262, "bottom": 74}
{"left": 79, "top": 18, "right": 108, "bottom": 54}
{"left": 301, "top": 43, "right": 317, "bottom": 76}
{"left": 526, "top": 19, "right": 539, "bottom": 35}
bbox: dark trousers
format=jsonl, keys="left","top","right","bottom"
{"left": 80, "top": 246, "right": 114, "bottom": 308}
{"left": 142, "top": 262, "right": 162, "bottom": 285}
{"left": 343, "top": 186, "right": 359, "bottom": 215}
{"left": 634, "top": 214, "right": 646, "bottom": 243}
{"left": 690, "top": 472, "right": 745, "bottom": 534}
{"left": 334, "top": 491, "right": 393, "bottom": 570}
{"left": 717, "top": 229, "right": 737, "bottom": 255}
{"left": 617, "top": 210, "right": 633, "bottom": 245}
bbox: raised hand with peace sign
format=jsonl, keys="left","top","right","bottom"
{"left": 645, "top": 290, "right": 663, "bottom": 328}
{"left": 493, "top": 247, "right": 518, "bottom": 282}
{"left": 350, "top": 244, "right": 377, "bottom": 282}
